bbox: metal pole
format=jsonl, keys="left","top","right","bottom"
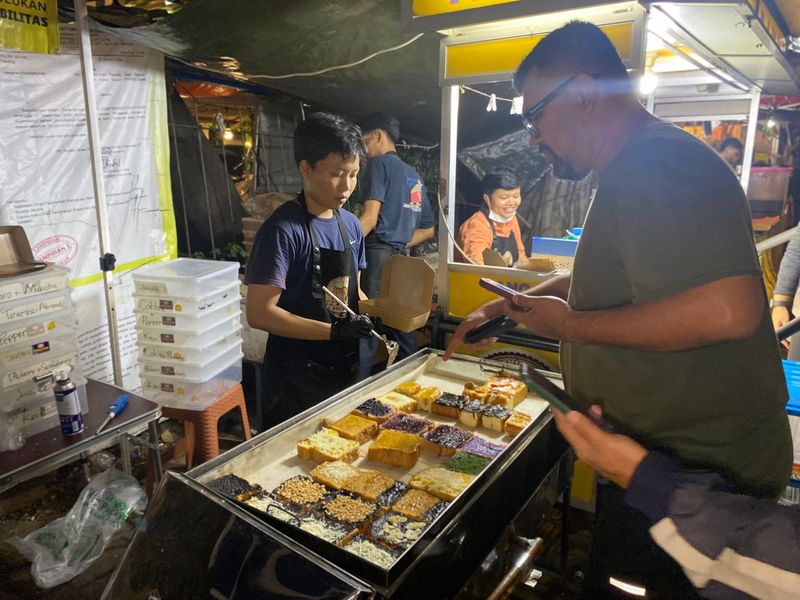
{"left": 437, "top": 85, "right": 459, "bottom": 315}
{"left": 740, "top": 89, "right": 761, "bottom": 193}
{"left": 197, "top": 127, "right": 218, "bottom": 258}
{"left": 218, "top": 111, "right": 235, "bottom": 224}
{"left": 167, "top": 87, "right": 192, "bottom": 255}
{"left": 74, "top": 0, "right": 123, "bottom": 386}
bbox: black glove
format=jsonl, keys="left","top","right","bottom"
{"left": 369, "top": 315, "right": 384, "bottom": 336}
{"left": 330, "top": 314, "right": 374, "bottom": 342}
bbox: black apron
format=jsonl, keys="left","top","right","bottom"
{"left": 261, "top": 192, "right": 360, "bottom": 428}
{"left": 486, "top": 212, "right": 520, "bottom": 263}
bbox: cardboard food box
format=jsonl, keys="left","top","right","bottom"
{"left": 0, "top": 226, "right": 46, "bottom": 278}
{"left": 359, "top": 255, "right": 435, "bottom": 332}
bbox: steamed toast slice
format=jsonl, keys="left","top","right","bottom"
{"left": 419, "top": 424, "right": 473, "bottom": 457}
{"left": 409, "top": 466, "right": 475, "bottom": 501}
{"left": 484, "top": 375, "right": 528, "bottom": 407}
{"left": 432, "top": 392, "right": 466, "bottom": 419}
{"left": 378, "top": 392, "right": 418, "bottom": 413}
{"left": 310, "top": 460, "right": 361, "bottom": 490}
{"left": 297, "top": 428, "right": 360, "bottom": 464}
{"left": 413, "top": 386, "right": 442, "bottom": 412}
{"left": 367, "top": 429, "right": 421, "bottom": 468}
{"left": 329, "top": 414, "right": 378, "bottom": 443}
{"left": 352, "top": 398, "right": 396, "bottom": 424}
{"left": 504, "top": 411, "right": 533, "bottom": 438}
{"left": 342, "top": 469, "right": 396, "bottom": 501}
{"left": 394, "top": 381, "right": 421, "bottom": 396}
{"left": 391, "top": 489, "right": 440, "bottom": 521}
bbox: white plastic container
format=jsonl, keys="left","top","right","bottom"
{"left": 138, "top": 326, "right": 242, "bottom": 364}
{"left": 0, "top": 308, "right": 77, "bottom": 350}
{"left": 134, "top": 295, "right": 240, "bottom": 330}
{"left": 0, "top": 348, "right": 81, "bottom": 391}
{"left": 4, "top": 376, "right": 88, "bottom": 437}
{"left": 0, "top": 333, "right": 78, "bottom": 368}
{"left": 139, "top": 338, "right": 241, "bottom": 380}
{"left": 131, "top": 258, "right": 240, "bottom": 297}
{"left": 135, "top": 311, "right": 240, "bottom": 347}
{"left": 0, "top": 289, "right": 71, "bottom": 326}
{"left": 0, "top": 264, "right": 70, "bottom": 304}
{"left": 140, "top": 353, "right": 243, "bottom": 411}
{"left": 132, "top": 282, "right": 240, "bottom": 316}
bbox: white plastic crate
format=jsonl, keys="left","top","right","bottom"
{"left": 134, "top": 295, "right": 240, "bottom": 330}
{"left": 0, "top": 264, "right": 70, "bottom": 304}
{"left": 0, "top": 348, "right": 81, "bottom": 391}
{"left": 140, "top": 353, "right": 243, "bottom": 411}
{"left": 132, "top": 282, "right": 240, "bottom": 317}
{"left": 135, "top": 312, "right": 240, "bottom": 347}
{"left": 0, "top": 308, "right": 77, "bottom": 351}
{"left": 0, "top": 289, "right": 71, "bottom": 326}
{"left": 138, "top": 338, "right": 241, "bottom": 380}
{"left": 131, "top": 258, "right": 240, "bottom": 297}
{"left": 4, "top": 376, "right": 88, "bottom": 438}
{"left": 0, "top": 333, "right": 78, "bottom": 368}
{"left": 138, "top": 326, "right": 242, "bottom": 363}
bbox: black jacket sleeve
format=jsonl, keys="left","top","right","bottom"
{"left": 623, "top": 452, "right": 800, "bottom": 600}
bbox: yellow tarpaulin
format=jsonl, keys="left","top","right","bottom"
{"left": 0, "top": 0, "right": 59, "bottom": 54}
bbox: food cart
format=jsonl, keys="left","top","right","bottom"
{"left": 418, "top": 0, "right": 799, "bottom": 359}
{"left": 104, "top": 351, "right": 570, "bottom": 599}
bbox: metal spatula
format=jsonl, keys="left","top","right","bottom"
{"left": 321, "top": 285, "right": 400, "bottom": 368}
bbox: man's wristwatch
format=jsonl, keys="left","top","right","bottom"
{"left": 771, "top": 299, "right": 793, "bottom": 309}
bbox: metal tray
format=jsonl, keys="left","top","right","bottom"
{"left": 189, "top": 350, "right": 567, "bottom": 598}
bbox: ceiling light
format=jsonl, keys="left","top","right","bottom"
{"left": 223, "top": 129, "right": 234, "bottom": 141}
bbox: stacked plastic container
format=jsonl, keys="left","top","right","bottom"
{"left": 0, "top": 265, "right": 87, "bottom": 440}
{"left": 132, "top": 259, "right": 243, "bottom": 411}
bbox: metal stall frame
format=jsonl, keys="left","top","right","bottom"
{"left": 420, "top": 0, "right": 794, "bottom": 317}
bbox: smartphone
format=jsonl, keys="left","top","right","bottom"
{"left": 464, "top": 315, "right": 518, "bottom": 344}
{"left": 479, "top": 277, "right": 518, "bottom": 300}
{"left": 518, "top": 365, "right": 616, "bottom": 433}
{"left": 478, "top": 278, "right": 530, "bottom": 311}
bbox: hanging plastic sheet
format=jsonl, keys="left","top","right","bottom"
{"left": 458, "top": 129, "right": 596, "bottom": 240}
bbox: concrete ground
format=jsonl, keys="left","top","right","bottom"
{"left": 0, "top": 421, "right": 190, "bottom": 600}
{"left": 0, "top": 462, "right": 137, "bottom": 600}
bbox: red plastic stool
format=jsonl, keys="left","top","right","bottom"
{"left": 146, "top": 384, "right": 250, "bottom": 495}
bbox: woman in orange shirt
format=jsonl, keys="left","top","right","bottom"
{"left": 459, "top": 167, "right": 527, "bottom": 266}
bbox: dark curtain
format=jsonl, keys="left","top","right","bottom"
{"left": 168, "top": 85, "right": 246, "bottom": 257}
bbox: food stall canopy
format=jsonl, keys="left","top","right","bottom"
{"left": 642, "top": 1, "right": 800, "bottom": 94}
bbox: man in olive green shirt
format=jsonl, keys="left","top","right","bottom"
{"left": 446, "top": 21, "right": 791, "bottom": 600}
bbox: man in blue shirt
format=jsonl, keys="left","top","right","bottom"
{"left": 358, "top": 113, "right": 436, "bottom": 296}
{"left": 245, "top": 113, "right": 374, "bottom": 428}
{"left": 358, "top": 113, "right": 435, "bottom": 369}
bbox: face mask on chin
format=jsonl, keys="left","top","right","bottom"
{"left": 488, "top": 209, "right": 514, "bottom": 224}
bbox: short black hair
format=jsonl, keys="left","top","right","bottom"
{"left": 720, "top": 137, "right": 743, "bottom": 152}
{"left": 359, "top": 112, "right": 400, "bottom": 144}
{"left": 293, "top": 112, "right": 366, "bottom": 167}
{"left": 482, "top": 167, "right": 521, "bottom": 197}
{"left": 513, "top": 21, "right": 630, "bottom": 94}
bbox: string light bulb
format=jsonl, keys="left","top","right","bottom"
{"left": 486, "top": 93, "right": 497, "bottom": 112}
{"left": 510, "top": 96, "right": 523, "bottom": 115}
